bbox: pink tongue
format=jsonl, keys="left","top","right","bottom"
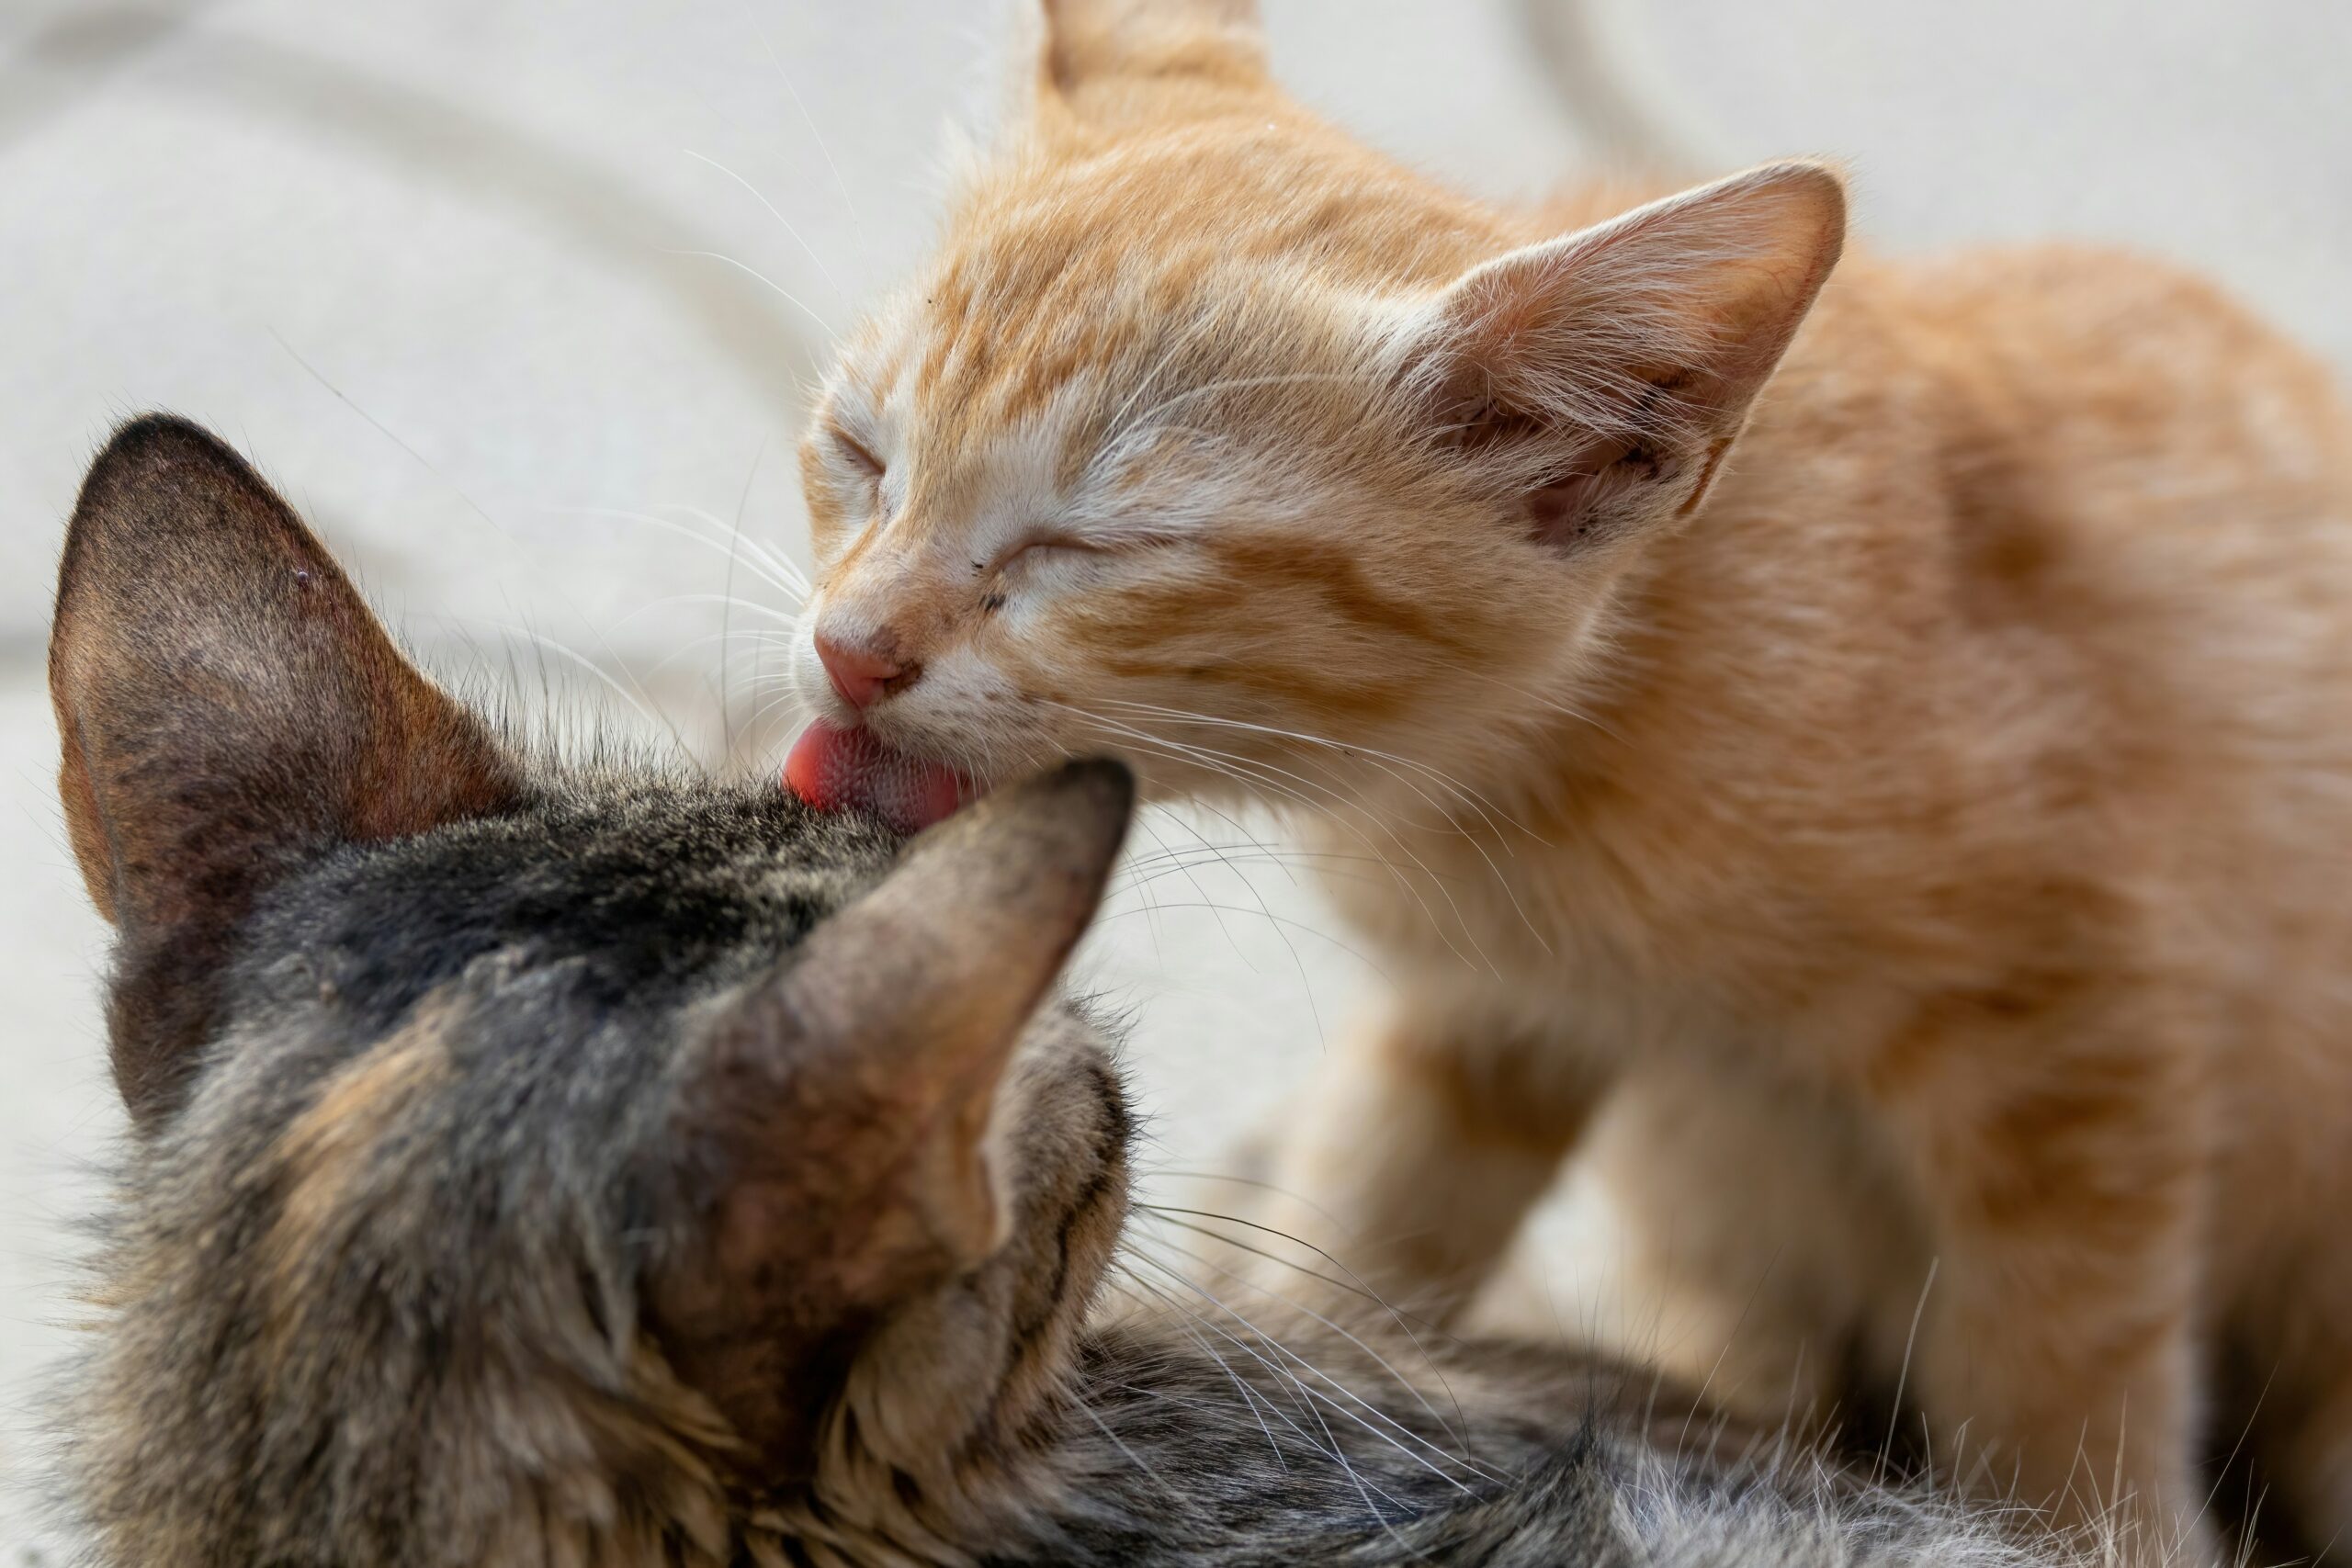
{"left": 784, "top": 720, "right": 978, "bottom": 833}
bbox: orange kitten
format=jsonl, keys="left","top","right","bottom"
{"left": 783, "top": 2, "right": 2352, "bottom": 1558}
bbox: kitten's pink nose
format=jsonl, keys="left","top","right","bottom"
{"left": 815, "top": 633, "right": 906, "bottom": 711}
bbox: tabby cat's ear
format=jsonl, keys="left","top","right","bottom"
{"left": 655, "top": 760, "right": 1132, "bottom": 1459}
{"left": 1030, "top": 0, "right": 1266, "bottom": 100}
{"left": 1398, "top": 161, "right": 1846, "bottom": 551}
{"left": 50, "top": 415, "right": 521, "bottom": 1123}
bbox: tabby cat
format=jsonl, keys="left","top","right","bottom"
{"left": 779, "top": 0, "right": 2352, "bottom": 1560}
{"left": 46, "top": 416, "right": 2064, "bottom": 1565}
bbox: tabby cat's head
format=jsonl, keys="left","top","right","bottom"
{"left": 51, "top": 417, "right": 1136, "bottom": 1566}
{"left": 789, "top": 0, "right": 1845, "bottom": 823}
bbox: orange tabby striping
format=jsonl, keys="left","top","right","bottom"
{"left": 786, "top": 2, "right": 2352, "bottom": 1559}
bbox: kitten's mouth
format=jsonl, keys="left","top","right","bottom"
{"left": 784, "top": 719, "right": 980, "bottom": 833}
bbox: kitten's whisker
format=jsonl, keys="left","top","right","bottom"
{"left": 642, "top": 503, "right": 815, "bottom": 601}
{"left": 1091, "top": 903, "right": 1390, "bottom": 978}
{"left": 1095, "top": 696, "right": 1547, "bottom": 844}
{"left": 615, "top": 594, "right": 800, "bottom": 630}
{"left": 1077, "top": 705, "right": 1496, "bottom": 964}
{"left": 655, "top": 503, "right": 814, "bottom": 596}
{"left": 548, "top": 505, "right": 808, "bottom": 603}
{"left": 741, "top": 684, "right": 813, "bottom": 740}
{"left": 682, "top": 148, "right": 844, "bottom": 297}
{"left": 1056, "top": 706, "right": 1481, "bottom": 968}
{"left": 1058, "top": 719, "right": 1439, "bottom": 949}
{"left": 1139, "top": 804, "right": 1325, "bottom": 1043}
{"left": 271, "top": 332, "right": 694, "bottom": 761}
{"left": 661, "top": 247, "right": 837, "bottom": 343}
{"left": 490, "top": 624, "right": 681, "bottom": 750}
{"left": 1129, "top": 812, "right": 1254, "bottom": 973}
{"left": 718, "top": 435, "right": 768, "bottom": 760}
{"left": 1059, "top": 706, "right": 1500, "bottom": 976}
{"left": 637, "top": 629, "right": 797, "bottom": 694}
{"left": 1458, "top": 668, "right": 1625, "bottom": 744}
{"left": 1135, "top": 1211, "right": 1383, "bottom": 1310}
{"left": 734, "top": 0, "right": 869, "bottom": 268}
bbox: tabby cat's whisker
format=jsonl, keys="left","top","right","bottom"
{"left": 1132, "top": 1210, "right": 1384, "bottom": 1312}
{"left": 1108, "top": 1265, "right": 1396, "bottom": 1494}
{"left": 1121, "top": 1252, "right": 1481, "bottom": 1497}
{"left": 1107, "top": 1268, "right": 1347, "bottom": 1475}
{"left": 1133, "top": 1225, "right": 1487, "bottom": 1472}
{"left": 1070, "top": 1384, "right": 1190, "bottom": 1506}
{"left": 1135, "top": 1202, "right": 1472, "bottom": 1439}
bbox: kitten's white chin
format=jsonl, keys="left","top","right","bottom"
{"left": 783, "top": 719, "right": 979, "bottom": 832}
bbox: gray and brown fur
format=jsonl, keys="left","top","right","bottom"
{"left": 44, "top": 416, "right": 2057, "bottom": 1564}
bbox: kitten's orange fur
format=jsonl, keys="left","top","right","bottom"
{"left": 790, "top": 2, "right": 2352, "bottom": 1557}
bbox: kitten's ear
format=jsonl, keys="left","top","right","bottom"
{"left": 1030, "top": 0, "right": 1266, "bottom": 99}
{"left": 1398, "top": 161, "right": 1845, "bottom": 550}
{"left": 654, "top": 760, "right": 1133, "bottom": 1458}
{"left": 50, "top": 415, "right": 521, "bottom": 1122}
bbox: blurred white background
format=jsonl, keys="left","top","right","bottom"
{"left": 2, "top": 0, "right": 2346, "bottom": 1554}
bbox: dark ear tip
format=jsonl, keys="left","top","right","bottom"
{"left": 1035, "top": 756, "right": 1136, "bottom": 845}
{"left": 968, "top": 756, "right": 1134, "bottom": 874}
{"left": 71, "top": 414, "right": 277, "bottom": 548}
{"left": 1048, "top": 756, "right": 1136, "bottom": 816}
{"left": 83, "top": 413, "right": 257, "bottom": 499}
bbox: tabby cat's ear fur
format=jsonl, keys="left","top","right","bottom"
{"left": 1399, "top": 161, "right": 1847, "bottom": 550}
{"left": 1033, "top": 0, "right": 1266, "bottom": 99}
{"left": 49, "top": 415, "right": 520, "bottom": 1123}
{"left": 653, "top": 758, "right": 1133, "bottom": 1463}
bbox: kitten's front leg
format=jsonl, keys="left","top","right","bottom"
{"left": 1882, "top": 1003, "right": 2217, "bottom": 1566}
{"left": 1250, "top": 996, "right": 1611, "bottom": 1323}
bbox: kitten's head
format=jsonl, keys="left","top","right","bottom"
{"left": 790, "top": 0, "right": 1845, "bottom": 824}
{"left": 50, "top": 417, "right": 1136, "bottom": 1565}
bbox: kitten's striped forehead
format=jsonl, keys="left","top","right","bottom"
{"left": 841, "top": 128, "right": 1505, "bottom": 491}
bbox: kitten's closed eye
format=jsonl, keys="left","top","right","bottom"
{"left": 1005, "top": 533, "right": 1106, "bottom": 569}
{"left": 827, "top": 423, "right": 885, "bottom": 479}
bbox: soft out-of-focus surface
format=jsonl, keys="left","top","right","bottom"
{"left": 3, "top": 0, "right": 2345, "bottom": 1554}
